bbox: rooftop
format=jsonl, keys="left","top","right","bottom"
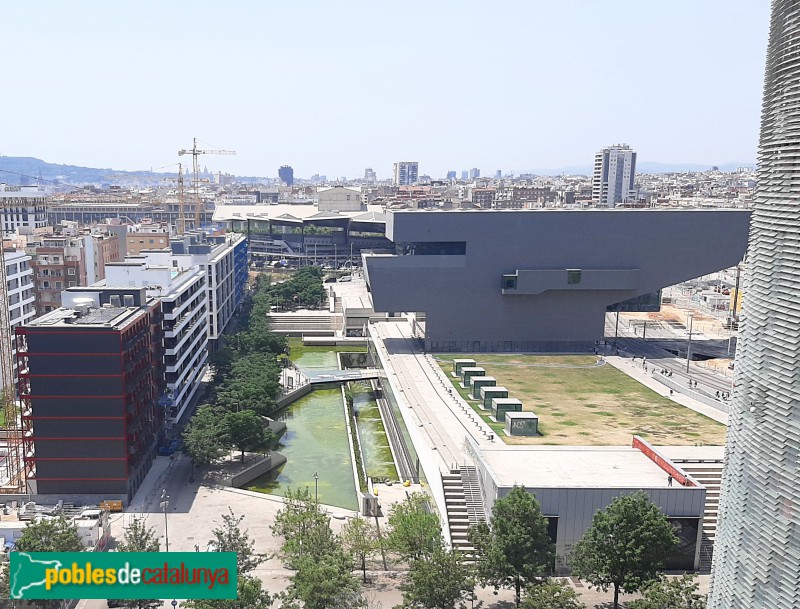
{"left": 27, "top": 304, "right": 149, "bottom": 329}
{"left": 478, "top": 445, "right": 674, "bottom": 489}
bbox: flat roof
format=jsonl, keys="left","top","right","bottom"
{"left": 478, "top": 446, "right": 674, "bottom": 489}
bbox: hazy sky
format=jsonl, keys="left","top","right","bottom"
{"left": 2, "top": 1, "right": 769, "bottom": 179}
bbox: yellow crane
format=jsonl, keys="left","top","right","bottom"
{"left": 178, "top": 138, "right": 236, "bottom": 231}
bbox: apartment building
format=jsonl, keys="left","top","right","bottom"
{"left": 17, "top": 289, "right": 164, "bottom": 499}
{"left": 83, "top": 231, "right": 122, "bottom": 284}
{"left": 26, "top": 235, "right": 88, "bottom": 313}
{"left": 592, "top": 144, "right": 637, "bottom": 207}
{"left": 0, "top": 184, "right": 48, "bottom": 236}
{"left": 126, "top": 222, "right": 172, "bottom": 256}
{"left": 393, "top": 162, "right": 419, "bottom": 186}
{"left": 98, "top": 251, "right": 209, "bottom": 426}
{"left": 171, "top": 232, "right": 248, "bottom": 349}
{"left": 5, "top": 249, "right": 36, "bottom": 382}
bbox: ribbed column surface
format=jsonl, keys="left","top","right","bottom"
{"left": 709, "top": 2, "right": 800, "bottom": 607}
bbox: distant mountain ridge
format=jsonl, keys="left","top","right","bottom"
{"left": 0, "top": 155, "right": 756, "bottom": 186}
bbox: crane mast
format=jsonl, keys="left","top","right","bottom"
{"left": 177, "top": 138, "right": 236, "bottom": 232}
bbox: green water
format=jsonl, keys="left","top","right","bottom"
{"left": 247, "top": 387, "right": 358, "bottom": 510}
{"left": 352, "top": 384, "right": 399, "bottom": 481}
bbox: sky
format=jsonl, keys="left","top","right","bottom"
{"left": 2, "top": 1, "right": 770, "bottom": 179}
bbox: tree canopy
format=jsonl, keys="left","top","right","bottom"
{"left": 209, "top": 509, "right": 265, "bottom": 575}
{"left": 223, "top": 410, "right": 274, "bottom": 462}
{"left": 628, "top": 575, "right": 707, "bottom": 609}
{"left": 386, "top": 492, "right": 443, "bottom": 563}
{"left": 399, "top": 545, "right": 472, "bottom": 609}
{"left": 570, "top": 491, "right": 679, "bottom": 609}
{"left": 519, "top": 580, "right": 585, "bottom": 609}
{"left": 469, "top": 486, "right": 554, "bottom": 607}
{"left": 15, "top": 515, "right": 84, "bottom": 553}
{"left": 341, "top": 516, "right": 380, "bottom": 583}
{"left": 271, "top": 487, "right": 336, "bottom": 567}
{"left": 183, "top": 404, "right": 227, "bottom": 466}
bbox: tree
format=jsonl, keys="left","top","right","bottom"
{"left": 386, "top": 492, "right": 442, "bottom": 562}
{"left": 399, "top": 546, "right": 471, "bottom": 609}
{"left": 341, "top": 516, "right": 380, "bottom": 582}
{"left": 519, "top": 580, "right": 585, "bottom": 609}
{"left": 110, "top": 518, "right": 161, "bottom": 609}
{"left": 271, "top": 487, "right": 336, "bottom": 566}
{"left": 628, "top": 575, "right": 706, "bottom": 609}
{"left": 210, "top": 509, "right": 265, "bottom": 575}
{"left": 183, "top": 404, "right": 227, "bottom": 466}
{"left": 15, "top": 515, "right": 84, "bottom": 552}
{"left": 187, "top": 575, "right": 274, "bottom": 609}
{"left": 0, "top": 561, "right": 8, "bottom": 600}
{"left": 468, "top": 486, "right": 554, "bottom": 607}
{"left": 570, "top": 491, "right": 679, "bottom": 609}
{"left": 283, "top": 549, "right": 363, "bottom": 609}
{"left": 222, "top": 410, "right": 274, "bottom": 462}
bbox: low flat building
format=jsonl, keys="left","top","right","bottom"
{"left": 467, "top": 437, "right": 706, "bottom": 573}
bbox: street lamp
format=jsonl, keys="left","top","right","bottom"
{"left": 161, "top": 489, "right": 170, "bottom": 552}
{"left": 313, "top": 472, "right": 319, "bottom": 503}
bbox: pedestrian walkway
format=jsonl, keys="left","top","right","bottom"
{"left": 605, "top": 355, "right": 728, "bottom": 425}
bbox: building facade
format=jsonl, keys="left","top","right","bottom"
{"left": 393, "top": 162, "right": 419, "bottom": 186}
{"left": 709, "top": 2, "right": 800, "bottom": 606}
{"left": 592, "top": 144, "right": 637, "bottom": 207}
{"left": 5, "top": 249, "right": 36, "bottom": 382}
{"left": 318, "top": 186, "right": 364, "bottom": 212}
{"left": 83, "top": 232, "right": 122, "bottom": 284}
{"left": 17, "top": 290, "right": 164, "bottom": 499}
{"left": 0, "top": 184, "right": 48, "bottom": 236}
{"left": 279, "top": 165, "right": 294, "bottom": 186}
{"left": 26, "top": 235, "right": 88, "bottom": 313}
{"left": 364, "top": 209, "right": 750, "bottom": 352}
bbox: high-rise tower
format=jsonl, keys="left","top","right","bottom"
{"left": 592, "top": 144, "right": 636, "bottom": 207}
{"left": 709, "top": 2, "right": 800, "bottom": 607}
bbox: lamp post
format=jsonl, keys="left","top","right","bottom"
{"left": 313, "top": 472, "right": 319, "bottom": 503}
{"left": 685, "top": 313, "right": 694, "bottom": 374}
{"left": 161, "top": 489, "right": 170, "bottom": 552}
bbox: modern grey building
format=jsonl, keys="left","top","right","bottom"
{"left": 364, "top": 209, "right": 750, "bottom": 352}
{"left": 709, "top": 2, "right": 800, "bottom": 607}
{"left": 592, "top": 144, "right": 636, "bottom": 207}
{"left": 393, "top": 161, "right": 419, "bottom": 186}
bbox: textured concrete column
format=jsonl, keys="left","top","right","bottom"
{"left": 709, "top": 2, "right": 800, "bottom": 607}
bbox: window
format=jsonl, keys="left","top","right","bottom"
{"left": 68, "top": 268, "right": 76, "bottom": 276}
{"left": 501, "top": 275, "right": 518, "bottom": 290}
{"left": 68, "top": 281, "right": 76, "bottom": 287}
{"left": 567, "top": 269, "right": 582, "bottom": 285}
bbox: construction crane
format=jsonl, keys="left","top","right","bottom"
{"left": 163, "top": 163, "right": 187, "bottom": 235}
{"left": 178, "top": 138, "right": 236, "bottom": 232}
{"left": 0, "top": 244, "right": 24, "bottom": 493}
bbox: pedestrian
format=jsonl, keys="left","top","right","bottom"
{"left": 669, "top": 389, "right": 674, "bottom": 396}
{"left": 716, "top": 391, "right": 720, "bottom": 398}
{"left": 667, "top": 474, "right": 674, "bottom": 487}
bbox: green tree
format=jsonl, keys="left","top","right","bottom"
{"left": 283, "top": 549, "right": 363, "bottom": 609}
{"left": 271, "top": 487, "right": 336, "bottom": 566}
{"left": 399, "top": 546, "right": 471, "bottom": 609}
{"left": 468, "top": 486, "right": 554, "bottom": 607}
{"left": 0, "top": 561, "right": 9, "bottom": 600}
{"left": 341, "top": 516, "right": 380, "bottom": 582}
{"left": 183, "top": 404, "right": 226, "bottom": 466}
{"left": 223, "top": 410, "right": 274, "bottom": 462}
{"left": 187, "top": 575, "right": 273, "bottom": 609}
{"left": 386, "top": 492, "right": 442, "bottom": 562}
{"left": 15, "top": 515, "right": 84, "bottom": 552}
{"left": 111, "top": 517, "right": 161, "bottom": 609}
{"left": 519, "top": 580, "right": 585, "bottom": 609}
{"left": 570, "top": 491, "right": 679, "bottom": 609}
{"left": 210, "top": 509, "right": 265, "bottom": 575}
{"left": 628, "top": 575, "right": 706, "bottom": 609}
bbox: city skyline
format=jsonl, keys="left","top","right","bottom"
{"left": 2, "top": 1, "right": 768, "bottom": 179}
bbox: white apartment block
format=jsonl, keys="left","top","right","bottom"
{"left": 171, "top": 232, "right": 246, "bottom": 347}
{"left": 0, "top": 184, "right": 48, "bottom": 236}
{"left": 6, "top": 250, "right": 36, "bottom": 379}
{"left": 393, "top": 161, "right": 419, "bottom": 186}
{"left": 592, "top": 144, "right": 637, "bottom": 207}
{"left": 317, "top": 185, "right": 363, "bottom": 211}
{"left": 85, "top": 251, "right": 209, "bottom": 426}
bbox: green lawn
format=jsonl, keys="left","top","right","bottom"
{"left": 287, "top": 337, "right": 368, "bottom": 358}
{"left": 436, "top": 354, "right": 726, "bottom": 446}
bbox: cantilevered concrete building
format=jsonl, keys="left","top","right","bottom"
{"left": 364, "top": 209, "right": 750, "bottom": 352}
{"left": 709, "top": 2, "right": 800, "bottom": 606}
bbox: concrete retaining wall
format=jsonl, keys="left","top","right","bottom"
{"left": 226, "top": 453, "right": 287, "bottom": 487}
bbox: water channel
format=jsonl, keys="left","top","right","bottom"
{"left": 246, "top": 346, "right": 397, "bottom": 510}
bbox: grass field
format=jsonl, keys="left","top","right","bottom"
{"left": 436, "top": 354, "right": 726, "bottom": 446}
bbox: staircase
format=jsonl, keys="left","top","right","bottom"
{"left": 442, "top": 466, "right": 486, "bottom": 557}
{"left": 267, "top": 313, "right": 337, "bottom": 336}
{"left": 672, "top": 459, "right": 724, "bottom": 572}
